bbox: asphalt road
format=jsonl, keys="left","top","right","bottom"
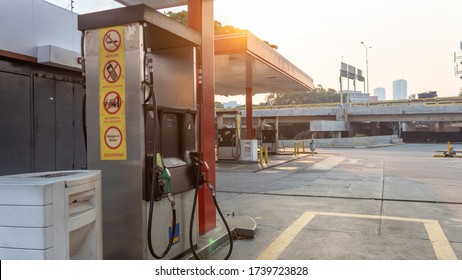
{"left": 207, "top": 143, "right": 462, "bottom": 260}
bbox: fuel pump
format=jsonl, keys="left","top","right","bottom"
{"left": 260, "top": 117, "right": 279, "bottom": 154}
{"left": 216, "top": 111, "right": 242, "bottom": 161}
{"left": 78, "top": 4, "right": 233, "bottom": 260}
{"left": 142, "top": 25, "right": 176, "bottom": 258}
{"left": 79, "top": 5, "right": 201, "bottom": 260}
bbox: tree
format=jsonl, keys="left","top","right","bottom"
{"left": 166, "top": 11, "right": 278, "bottom": 49}
{"left": 214, "top": 20, "right": 244, "bottom": 35}
{"left": 459, "top": 88, "right": 462, "bottom": 97}
{"left": 165, "top": 10, "right": 188, "bottom": 25}
{"left": 215, "top": 101, "right": 224, "bottom": 109}
{"left": 264, "top": 85, "right": 340, "bottom": 105}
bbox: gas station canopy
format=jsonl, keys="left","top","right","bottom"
{"left": 215, "top": 31, "right": 314, "bottom": 96}
{"left": 115, "top": 0, "right": 187, "bottom": 9}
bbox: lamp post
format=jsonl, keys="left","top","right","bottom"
{"left": 361, "top": 42, "right": 371, "bottom": 94}
{"left": 340, "top": 56, "right": 343, "bottom": 107}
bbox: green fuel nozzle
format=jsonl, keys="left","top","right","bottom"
{"left": 158, "top": 166, "right": 172, "bottom": 193}
{"left": 156, "top": 153, "right": 175, "bottom": 207}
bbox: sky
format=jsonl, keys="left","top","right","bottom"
{"left": 45, "top": 0, "right": 462, "bottom": 103}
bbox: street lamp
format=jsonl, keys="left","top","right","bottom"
{"left": 361, "top": 42, "right": 371, "bottom": 94}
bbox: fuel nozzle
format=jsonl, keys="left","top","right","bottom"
{"left": 190, "top": 152, "right": 216, "bottom": 196}
{"left": 200, "top": 161, "right": 217, "bottom": 196}
{"left": 200, "top": 160, "right": 211, "bottom": 184}
{"left": 158, "top": 166, "right": 171, "bottom": 192}
{"left": 155, "top": 154, "right": 175, "bottom": 207}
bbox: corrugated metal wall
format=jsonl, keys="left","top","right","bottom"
{"left": 0, "top": 58, "right": 86, "bottom": 175}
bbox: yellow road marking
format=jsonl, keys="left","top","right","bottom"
{"left": 257, "top": 212, "right": 316, "bottom": 260}
{"left": 258, "top": 211, "right": 457, "bottom": 260}
{"left": 230, "top": 164, "right": 246, "bottom": 170}
{"left": 424, "top": 220, "right": 457, "bottom": 260}
{"left": 274, "top": 166, "right": 298, "bottom": 171}
{"left": 218, "top": 164, "right": 247, "bottom": 170}
{"left": 317, "top": 211, "right": 426, "bottom": 223}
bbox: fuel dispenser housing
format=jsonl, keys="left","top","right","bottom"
{"left": 78, "top": 4, "right": 201, "bottom": 259}
{"left": 216, "top": 110, "right": 242, "bottom": 161}
{"left": 259, "top": 117, "right": 279, "bottom": 154}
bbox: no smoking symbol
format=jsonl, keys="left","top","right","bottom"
{"left": 103, "top": 29, "right": 121, "bottom": 52}
{"left": 104, "top": 91, "right": 122, "bottom": 114}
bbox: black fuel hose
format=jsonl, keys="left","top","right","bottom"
{"left": 143, "top": 22, "right": 177, "bottom": 259}
{"left": 144, "top": 80, "right": 177, "bottom": 259}
{"left": 212, "top": 189, "right": 234, "bottom": 259}
{"left": 189, "top": 183, "right": 233, "bottom": 260}
{"left": 80, "top": 31, "right": 88, "bottom": 158}
{"left": 147, "top": 179, "right": 177, "bottom": 259}
{"left": 231, "top": 138, "right": 241, "bottom": 160}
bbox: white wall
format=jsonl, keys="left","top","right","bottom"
{"left": 0, "top": 0, "right": 80, "bottom": 58}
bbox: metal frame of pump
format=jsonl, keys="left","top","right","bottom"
{"left": 142, "top": 23, "right": 176, "bottom": 258}
{"left": 216, "top": 111, "right": 242, "bottom": 161}
{"left": 142, "top": 24, "right": 233, "bottom": 260}
{"left": 143, "top": 93, "right": 199, "bottom": 260}
{"left": 259, "top": 117, "right": 279, "bottom": 154}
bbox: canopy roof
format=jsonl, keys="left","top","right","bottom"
{"left": 115, "top": 0, "right": 187, "bottom": 9}
{"left": 215, "top": 31, "right": 313, "bottom": 96}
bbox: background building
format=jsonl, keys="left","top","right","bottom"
{"left": 223, "top": 101, "right": 239, "bottom": 108}
{"left": 393, "top": 79, "right": 408, "bottom": 100}
{"left": 373, "top": 87, "right": 386, "bottom": 100}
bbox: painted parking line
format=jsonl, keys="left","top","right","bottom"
{"left": 257, "top": 212, "right": 317, "bottom": 260}
{"left": 229, "top": 164, "right": 247, "bottom": 170}
{"left": 274, "top": 166, "right": 299, "bottom": 171}
{"left": 423, "top": 220, "right": 457, "bottom": 260}
{"left": 217, "top": 164, "right": 247, "bottom": 170}
{"left": 257, "top": 211, "right": 457, "bottom": 260}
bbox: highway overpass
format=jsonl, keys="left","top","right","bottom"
{"left": 234, "top": 97, "right": 462, "bottom": 123}
{"left": 217, "top": 97, "right": 462, "bottom": 142}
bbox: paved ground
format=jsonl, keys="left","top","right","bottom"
{"left": 205, "top": 143, "right": 462, "bottom": 260}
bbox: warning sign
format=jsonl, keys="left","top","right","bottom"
{"left": 99, "top": 25, "right": 126, "bottom": 160}
{"left": 103, "top": 91, "right": 122, "bottom": 114}
{"left": 103, "top": 29, "right": 121, "bottom": 52}
{"left": 104, "top": 126, "right": 123, "bottom": 149}
{"left": 103, "top": 60, "right": 121, "bottom": 83}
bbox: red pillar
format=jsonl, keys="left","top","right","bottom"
{"left": 188, "top": 0, "right": 216, "bottom": 234}
{"left": 246, "top": 87, "right": 254, "bottom": 139}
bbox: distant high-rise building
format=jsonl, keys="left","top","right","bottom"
{"left": 393, "top": 79, "right": 408, "bottom": 100}
{"left": 373, "top": 87, "right": 386, "bottom": 100}
{"left": 223, "top": 101, "right": 239, "bottom": 108}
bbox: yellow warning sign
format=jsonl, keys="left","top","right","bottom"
{"left": 99, "top": 26, "right": 126, "bottom": 160}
